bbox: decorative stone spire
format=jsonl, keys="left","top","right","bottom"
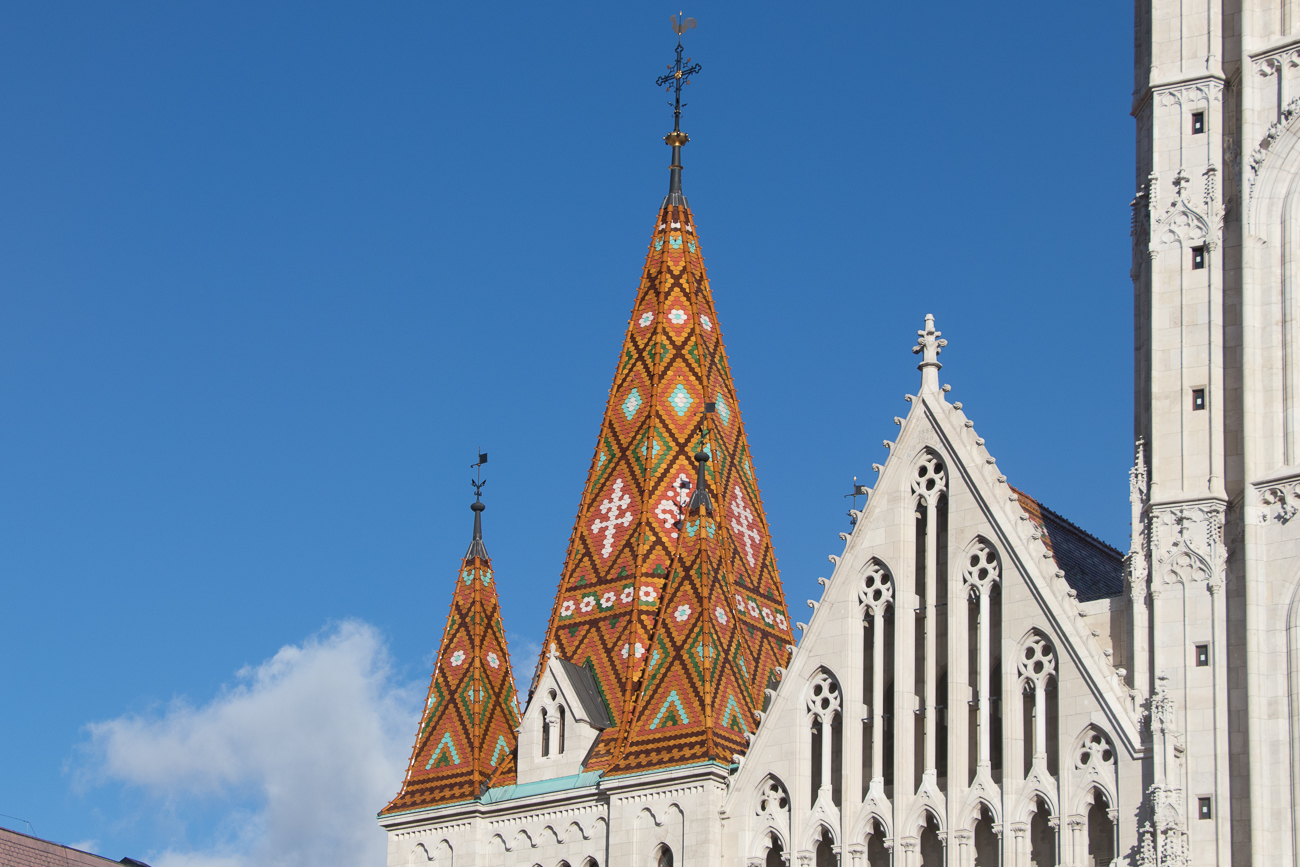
{"left": 534, "top": 71, "right": 792, "bottom": 774}
{"left": 381, "top": 482, "right": 521, "bottom": 814}
{"left": 912, "top": 313, "right": 947, "bottom": 394}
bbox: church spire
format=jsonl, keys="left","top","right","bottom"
{"left": 533, "top": 30, "right": 793, "bottom": 776}
{"left": 381, "top": 471, "right": 521, "bottom": 814}
{"left": 657, "top": 14, "right": 701, "bottom": 206}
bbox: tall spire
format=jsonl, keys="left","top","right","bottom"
{"left": 657, "top": 14, "right": 701, "bottom": 206}
{"left": 534, "top": 33, "right": 792, "bottom": 776}
{"left": 381, "top": 473, "right": 520, "bottom": 814}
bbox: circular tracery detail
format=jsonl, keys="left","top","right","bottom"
{"left": 806, "top": 672, "right": 841, "bottom": 721}
{"left": 911, "top": 452, "right": 947, "bottom": 503}
{"left": 756, "top": 779, "right": 789, "bottom": 816}
{"left": 963, "top": 541, "right": 1001, "bottom": 597}
{"left": 1076, "top": 729, "right": 1115, "bottom": 771}
{"left": 858, "top": 561, "right": 894, "bottom": 615}
{"left": 1018, "top": 633, "right": 1057, "bottom": 690}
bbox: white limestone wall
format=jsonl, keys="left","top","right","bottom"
{"left": 723, "top": 387, "right": 1142, "bottom": 867}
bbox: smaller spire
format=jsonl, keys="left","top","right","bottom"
{"left": 686, "top": 449, "right": 714, "bottom": 516}
{"left": 657, "top": 14, "right": 701, "bottom": 206}
{"left": 912, "top": 313, "right": 948, "bottom": 394}
{"left": 467, "top": 452, "right": 489, "bottom": 560}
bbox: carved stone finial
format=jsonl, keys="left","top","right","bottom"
{"left": 1172, "top": 167, "right": 1191, "bottom": 199}
{"left": 912, "top": 313, "right": 947, "bottom": 393}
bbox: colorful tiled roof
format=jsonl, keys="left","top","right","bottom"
{"left": 535, "top": 196, "right": 793, "bottom": 776}
{"left": 1013, "top": 488, "right": 1125, "bottom": 602}
{"left": 381, "top": 502, "right": 521, "bottom": 814}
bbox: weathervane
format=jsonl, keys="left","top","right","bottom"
{"left": 844, "top": 476, "right": 870, "bottom": 526}
{"left": 471, "top": 451, "right": 488, "bottom": 502}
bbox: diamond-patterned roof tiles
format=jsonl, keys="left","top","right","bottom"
{"left": 534, "top": 200, "right": 793, "bottom": 775}
{"left": 381, "top": 507, "right": 521, "bottom": 814}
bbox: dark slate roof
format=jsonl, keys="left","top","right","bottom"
{"left": 0, "top": 828, "right": 132, "bottom": 867}
{"left": 1012, "top": 489, "right": 1125, "bottom": 603}
{"left": 557, "top": 659, "right": 614, "bottom": 728}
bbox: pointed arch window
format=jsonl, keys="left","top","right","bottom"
{"left": 911, "top": 452, "right": 949, "bottom": 789}
{"left": 963, "top": 541, "right": 1002, "bottom": 783}
{"left": 807, "top": 671, "right": 843, "bottom": 808}
{"left": 859, "top": 561, "right": 894, "bottom": 799}
{"left": 1018, "top": 633, "right": 1058, "bottom": 778}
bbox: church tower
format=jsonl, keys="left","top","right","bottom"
{"left": 1133, "top": 0, "right": 1300, "bottom": 863}
{"left": 529, "top": 31, "right": 792, "bottom": 780}
{"left": 381, "top": 478, "right": 522, "bottom": 817}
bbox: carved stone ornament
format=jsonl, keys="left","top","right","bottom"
{"left": 1152, "top": 502, "right": 1227, "bottom": 587}
{"left": 1128, "top": 440, "right": 1151, "bottom": 593}
{"left": 1150, "top": 170, "right": 1215, "bottom": 249}
{"left": 1246, "top": 93, "right": 1300, "bottom": 221}
{"left": 1155, "top": 80, "right": 1224, "bottom": 109}
{"left": 1259, "top": 476, "right": 1300, "bottom": 524}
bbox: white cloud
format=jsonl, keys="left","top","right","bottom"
{"left": 81, "top": 621, "right": 419, "bottom": 867}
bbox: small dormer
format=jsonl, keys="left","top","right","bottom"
{"left": 516, "top": 657, "right": 613, "bottom": 784}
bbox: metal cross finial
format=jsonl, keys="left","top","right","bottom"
{"left": 657, "top": 14, "right": 701, "bottom": 135}
{"left": 912, "top": 314, "right": 948, "bottom": 393}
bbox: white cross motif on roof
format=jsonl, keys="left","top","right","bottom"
{"left": 729, "top": 485, "right": 761, "bottom": 569}
{"left": 654, "top": 472, "right": 692, "bottom": 539}
{"left": 592, "top": 478, "right": 635, "bottom": 558}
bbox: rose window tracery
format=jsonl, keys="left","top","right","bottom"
{"left": 858, "top": 562, "right": 894, "bottom": 615}
{"left": 1018, "top": 633, "right": 1057, "bottom": 691}
{"left": 807, "top": 672, "right": 841, "bottom": 722}
{"left": 911, "top": 452, "right": 948, "bottom": 504}
{"left": 756, "top": 779, "right": 789, "bottom": 816}
{"left": 1076, "top": 730, "right": 1115, "bottom": 771}
{"left": 963, "top": 541, "right": 1000, "bottom": 597}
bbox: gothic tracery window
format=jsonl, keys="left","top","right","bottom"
{"left": 1019, "top": 633, "right": 1059, "bottom": 777}
{"left": 911, "top": 451, "right": 949, "bottom": 789}
{"left": 859, "top": 561, "right": 894, "bottom": 797}
{"left": 808, "top": 671, "right": 843, "bottom": 807}
{"left": 963, "top": 541, "right": 1002, "bottom": 782}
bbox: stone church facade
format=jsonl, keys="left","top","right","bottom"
{"left": 376, "top": 0, "right": 1300, "bottom": 863}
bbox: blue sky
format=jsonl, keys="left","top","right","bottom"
{"left": 0, "top": 2, "right": 1133, "bottom": 865}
